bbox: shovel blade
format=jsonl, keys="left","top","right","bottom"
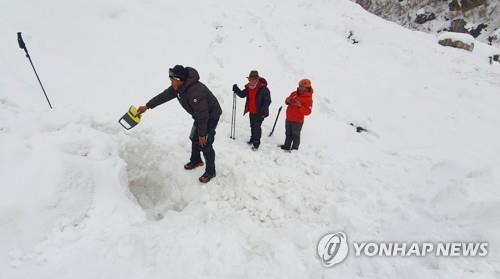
{"left": 119, "top": 105, "right": 141, "bottom": 130}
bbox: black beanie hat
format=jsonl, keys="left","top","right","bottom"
{"left": 169, "top": 65, "right": 188, "bottom": 81}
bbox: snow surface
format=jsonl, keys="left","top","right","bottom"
{"left": 1, "top": 0, "right": 500, "bottom": 278}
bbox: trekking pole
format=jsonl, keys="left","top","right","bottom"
{"left": 17, "top": 32, "right": 53, "bottom": 109}
{"left": 268, "top": 106, "right": 282, "bottom": 136}
{"left": 230, "top": 93, "right": 236, "bottom": 139}
{"left": 233, "top": 93, "right": 236, "bottom": 139}
{"left": 230, "top": 94, "right": 233, "bottom": 139}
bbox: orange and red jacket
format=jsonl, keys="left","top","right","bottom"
{"left": 285, "top": 89, "right": 313, "bottom": 123}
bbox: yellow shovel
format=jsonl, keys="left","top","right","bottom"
{"left": 119, "top": 105, "right": 142, "bottom": 130}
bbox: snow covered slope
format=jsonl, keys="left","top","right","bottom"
{"left": 1, "top": 0, "right": 499, "bottom": 278}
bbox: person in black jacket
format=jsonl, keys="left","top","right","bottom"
{"left": 137, "top": 65, "right": 222, "bottom": 183}
{"left": 232, "top": 70, "right": 271, "bottom": 150}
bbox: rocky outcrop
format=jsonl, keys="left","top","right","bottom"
{"left": 449, "top": 0, "right": 486, "bottom": 12}
{"left": 438, "top": 32, "right": 476, "bottom": 52}
{"left": 415, "top": 11, "right": 436, "bottom": 24}
{"left": 450, "top": 19, "right": 467, "bottom": 33}
{"left": 353, "top": 0, "right": 499, "bottom": 46}
{"left": 439, "top": 38, "right": 475, "bottom": 52}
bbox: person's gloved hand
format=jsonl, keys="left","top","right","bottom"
{"left": 232, "top": 84, "right": 240, "bottom": 93}
{"left": 199, "top": 135, "right": 207, "bottom": 147}
{"left": 286, "top": 98, "right": 301, "bottom": 107}
{"left": 137, "top": 105, "right": 148, "bottom": 115}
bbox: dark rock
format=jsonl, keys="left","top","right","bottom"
{"left": 415, "top": 12, "right": 436, "bottom": 24}
{"left": 438, "top": 37, "right": 475, "bottom": 52}
{"left": 449, "top": 0, "right": 461, "bottom": 11}
{"left": 355, "top": 0, "right": 372, "bottom": 10}
{"left": 489, "top": 55, "right": 499, "bottom": 64}
{"left": 450, "top": 18, "right": 467, "bottom": 33}
{"left": 349, "top": 123, "right": 368, "bottom": 133}
{"left": 469, "top": 23, "right": 488, "bottom": 38}
{"left": 347, "top": 31, "right": 359, "bottom": 44}
{"left": 356, "top": 126, "right": 368, "bottom": 133}
{"left": 460, "top": 0, "right": 486, "bottom": 12}
{"left": 449, "top": 0, "right": 486, "bottom": 12}
{"left": 487, "top": 35, "right": 498, "bottom": 46}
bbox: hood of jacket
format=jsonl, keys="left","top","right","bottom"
{"left": 179, "top": 67, "right": 200, "bottom": 93}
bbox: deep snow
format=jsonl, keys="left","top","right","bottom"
{"left": 1, "top": 0, "right": 499, "bottom": 278}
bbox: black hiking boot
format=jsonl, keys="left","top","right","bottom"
{"left": 184, "top": 161, "right": 204, "bottom": 170}
{"left": 279, "top": 144, "right": 290, "bottom": 151}
{"left": 199, "top": 172, "right": 216, "bottom": 183}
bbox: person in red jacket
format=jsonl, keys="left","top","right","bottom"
{"left": 280, "top": 79, "right": 313, "bottom": 151}
{"left": 232, "top": 70, "right": 272, "bottom": 150}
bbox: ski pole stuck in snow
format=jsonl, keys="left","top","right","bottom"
{"left": 17, "top": 32, "right": 53, "bottom": 109}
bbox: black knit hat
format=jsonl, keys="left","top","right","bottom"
{"left": 169, "top": 65, "right": 188, "bottom": 81}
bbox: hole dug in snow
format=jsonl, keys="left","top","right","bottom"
{"left": 120, "top": 137, "right": 194, "bottom": 220}
{"left": 128, "top": 174, "right": 188, "bottom": 220}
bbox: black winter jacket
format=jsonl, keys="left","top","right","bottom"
{"left": 234, "top": 78, "right": 272, "bottom": 118}
{"left": 146, "top": 67, "right": 222, "bottom": 136}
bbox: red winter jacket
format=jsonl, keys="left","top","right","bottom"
{"left": 285, "top": 89, "right": 313, "bottom": 123}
